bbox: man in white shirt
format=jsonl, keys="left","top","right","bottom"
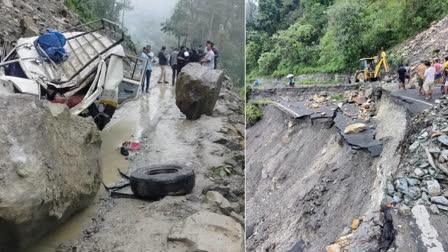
{"left": 141, "top": 45, "right": 154, "bottom": 93}
{"left": 200, "top": 42, "right": 215, "bottom": 70}
{"left": 423, "top": 61, "right": 435, "bottom": 100}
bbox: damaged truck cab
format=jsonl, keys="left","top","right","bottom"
{"left": 0, "top": 19, "right": 147, "bottom": 129}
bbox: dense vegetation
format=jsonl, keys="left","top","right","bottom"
{"left": 162, "top": 0, "right": 245, "bottom": 86}
{"left": 247, "top": 0, "right": 448, "bottom": 79}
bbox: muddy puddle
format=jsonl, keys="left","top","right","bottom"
{"left": 29, "top": 99, "right": 143, "bottom": 252}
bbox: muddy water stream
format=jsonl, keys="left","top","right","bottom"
{"left": 29, "top": 100, "right": 143, "bottom": 252}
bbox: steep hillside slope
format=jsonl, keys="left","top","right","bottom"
{"left": 0, "top": 0, "right": 81, "bottom": 46}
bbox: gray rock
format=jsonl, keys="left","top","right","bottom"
{"left": 0, "top": 95, "right": 102, "bottom": 250}
{"left": 399, "top": 204, "right": 412, "bottom": 215}
{"left": 395, "top": 178, "right": 409, "bottom": 193}
{"left": 2, "top": 0, "right": 13, "bottom": 8}
{"left": 441, "top": 150, "right": 448, "bottom": 160}
{"left": 393, "top": 195, "right": 402, "bottom": 203}
{"left": 20, "top": 16, "right": 39, "bottom": 37}
{"left": 420, "top": 163, "right": 430, "bottom": 168}
{"left": 409, "top": 141, "right": 419, "bottom": 151}
{"left": 386, "top": 180, "right": 395, "bottom": 195}
{"left": 438, "top": 135, "right": 448, "bottom": 146}
{"left": 176, "top": 63, "right": 224, "bottom": 120}
{"left": 430, "top": 204, "right": 440, "bottom": 214}
{"left": 427, "top": 180, "right": 441, "bottom": 196}
{"left": 406, "top": 186, "right": 421, "bottom": 200}
{"left": 431, "top": 196, "right": 448, "bottom": 206}
{"left": 414, "top": 168, "right": 425, "bottom": 177}
{"left": 406, "top": 178, "right": 420, "bottom": 186}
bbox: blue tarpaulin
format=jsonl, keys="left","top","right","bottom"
{"left": 34, "top": 29, "right": 70, "bottom": 63}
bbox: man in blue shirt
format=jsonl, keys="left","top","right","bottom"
{"left": 141, "top": 45, "right": 154, "bottom": 93}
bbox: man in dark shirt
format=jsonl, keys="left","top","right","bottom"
{"left": 157, "top": 46, "right": 168, "bottom": 84}
{"left": 397, "top": 64, "right": 407, "bottom": 90}
{"left": 211, "top": 42, "right": 219, "bottom": 69}
{"left": 177, "top": 46, "right": 189, "bottom": 75}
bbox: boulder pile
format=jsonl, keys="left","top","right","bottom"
{"left": 386, "top": 95, "right": 448, "bottom": 215}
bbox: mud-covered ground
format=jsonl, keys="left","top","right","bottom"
{"left": 51, "top": 66, "right": 245, "bottom": 251}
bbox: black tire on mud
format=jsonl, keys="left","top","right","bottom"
{"left": 129, "top": 164, "right": 195, "bottom": 200}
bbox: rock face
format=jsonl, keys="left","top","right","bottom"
{"left": 168, "top": 211, "right": 244, "bottom": 252}
{"left": 0, "top": 94, "right": 102, "bottom": 251}
{"left": 176, "top": 63, "right": 224, "bottom": 119}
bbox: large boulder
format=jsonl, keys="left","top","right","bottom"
{"left": 0, "top": 94, "right": 102, "bottom": 251}
{"left": 176, "top": 63, "right": 224, "bottom": 119}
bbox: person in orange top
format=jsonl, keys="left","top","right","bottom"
{"left": 415, "top": 60, "right": 428, "bottom": 96}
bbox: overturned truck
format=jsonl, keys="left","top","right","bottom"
{"left": 0, "top": 19, "right": 147, "bottom": 129}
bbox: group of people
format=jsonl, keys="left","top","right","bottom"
{"left": 139, "top": 41, "right": 219, "bottom": 93}
{"left": 398, "top": 57, "right": 448, "bottom": 100}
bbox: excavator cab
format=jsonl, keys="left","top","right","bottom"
{"left": 355, "top": 51, "right": 389, "bottom": 82}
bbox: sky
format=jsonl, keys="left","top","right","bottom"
{"left": 123, "top": 0, "right": 178, "bottom": 50}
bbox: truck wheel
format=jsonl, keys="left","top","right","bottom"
{"left": 130, "top": 164, "right": 195, "bottom": 200}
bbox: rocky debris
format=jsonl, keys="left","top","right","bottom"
{"left": 344, "top": 123, "right": 367, "bottom": 134}
{"left": 0, "top": 0, "right": 81, "bottom": 44}
{"left": 386, "top": 95, "right": 448, "bottom": 214}
{"left": 205, "top": 191, "right": 241, "bottom": 215}
{"left": 167, "top": 211, "right": 244, "bottom": 252}
{"left": 0, "top": 94, "right": 102, "bottom": 251}
{"left": 176, "top": 63, "right": 225, "bottom": 120}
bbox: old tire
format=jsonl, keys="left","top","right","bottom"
{"left": 130, "top": 164, "right": 195, "bottom": 200}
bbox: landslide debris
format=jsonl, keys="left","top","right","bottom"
{"left": 0, "top": 94, "right": 102, "bottom": 251}
{"left": 0, "top": 0, "right": 81, "bottom": 45}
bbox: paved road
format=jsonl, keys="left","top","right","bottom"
{"left": 390, "top": 85, "right": 443, "bottom": 115}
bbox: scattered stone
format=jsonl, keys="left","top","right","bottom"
{"left": 431, "top": 196, "right": 448, "bottom": 206}
{"left": 427, "top": 180, "right": 441, "bottom": 196}
{"left": 326, "top": 244, "right": 342, "bottom": 252}
{"left": 406, "top": 178, "right": 420, "bottom": 186}
{"left": 351, "top": 218, "right": 360, "bottom": 230}
{"left": 312, "top": 103, "right": 319, "bottom": 108}
{"left": 438, "top": 135, "right": 448, "bottom": 146}
{"left": 344, "top": 123, "right": 367, "bottom": 134}
{"left": 414, "top": 168, "right": 425, "bottom": 178}
{"left": 399, "top": 204, "right": 412, "bottom": 215}
{"left": 20, "top": 16, "right": 39, "bottom": 37}
{"left": 395, "top": 178, "right": 409, "bottom": 194}
{"left": 386, "top": 181, "right": 395, "bottom": 195}
{"left": 430, "top": 204, "right": 440, "bottom": 214}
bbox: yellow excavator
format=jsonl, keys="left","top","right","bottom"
{"left": 354, "top": 51, "right": 389, "bottom": 82}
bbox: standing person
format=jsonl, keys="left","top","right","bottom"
{"left": 423, "top": 61, "right": 435, "bottom": 100}
{"left": 211, "top": 42, "right": 219, "bottom": 69}
{"left": 443, "top": 56, "right": 448, "bottom": 94}
{"left": 157, "top": 46, "right": 169, "bottom": 84}
{"left": 397, "top": 64, "right": 407, "bottom": 90}
{"left": 141, "top": 46, "right": 154, "bottom": 93}
{"left": 200, "top": 42, "right": 215, "bottom": 70}
{"left": 404, "top": 64, "right": 410, "bottom": 84}
{"left": 434, "top": 59, "right": 442, "bottom": 83}
{"left": 416, "top": 60, "right": 427, "bottom": 96}
{"left": 177, "top": 46, "right": 189, "bottom": 75}
{"left": 169, "top": 48, "right": 178, "bottom": 85}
